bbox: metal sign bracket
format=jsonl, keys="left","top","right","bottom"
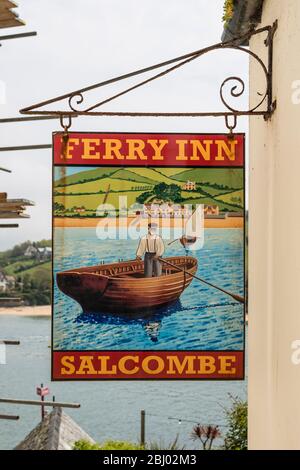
{"left": 19, "top": 21, "right": 278, "bottom": 129}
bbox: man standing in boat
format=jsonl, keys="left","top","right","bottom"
{"left": 136, "top": 222, "right": 165, "bottom": 277}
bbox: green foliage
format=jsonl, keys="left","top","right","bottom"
{"left": 0, "top": 241, "right": 31, "bottom": 263}
{"left": 73, "top": 440, "right": 144, "bottom": 450}
{"left": 154, "top": 182, "right": 183, "bottom": 202}
{"left": 148, "top": 435, "right": 184, "bottom": 450}
{"left": 3, "top": 259, "right": 36, "bottom": 275}
{"left": 0, "top": 241, "right": 51, "bottom": 306}
{"left": 0, "top": 239, "right": 51, "bottom": 266}
{"left": 35, "top": 239, "right": 52, "bottom": 248}
{"left": 100, "top": 441, "right": 144, "bottom": 450}
{"left": 73, "top": 437, "right": 184, "bottom": 451}
{"left": 137, "top": 182, "right": 183, "bottom": 204}
{"left": 222, "top": 0, "right": 234, "bottom": 26}
{"left": 54, "top": 202, "right": 65, "bottom": 213}
{"left": 136, "top": 191, "right": 153, "bottom": 204}
{"left": 20, "top": 264, "right": 51, "bottom": 306}
{"left": 73, "top": 440, "right": 101, "bottom": 450}
{"left": 223, "top": 396, "right": 247, "bottom": 450}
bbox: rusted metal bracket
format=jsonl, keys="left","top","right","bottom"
{"left": 19, "top": 22, "right": 278, "bottom": 125}
{"left": 264, "top": 19, "right": 278, "bottom": 120}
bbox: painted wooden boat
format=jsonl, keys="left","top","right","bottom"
{"left": 56, "top": 256, "right": 197, "bottom": 313}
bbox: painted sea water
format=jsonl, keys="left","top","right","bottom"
{"left": 53, "top": 227, "right": 244, "bottom": 351}
{"left": 0, "top": 315, "right": 247, "bottom": 450}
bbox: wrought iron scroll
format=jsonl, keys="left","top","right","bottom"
{"left": 19, "top": 21, "right": 277, "bottom": 121}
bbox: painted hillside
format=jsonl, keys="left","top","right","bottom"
{"left": 53, "top": 166, "right": 244, "bottom": 217}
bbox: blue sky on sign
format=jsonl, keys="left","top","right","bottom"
{"left": 54, "top": 167, "right": 86, "bottom": 179}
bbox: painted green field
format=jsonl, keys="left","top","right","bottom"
{"left": 110, "top": 169, "right": 156, "bottom": 184}
{"left": 126, "top": 167, "right": 180, "bottom": 185}
{"left": 54, "top": 166, "right": 244, "bottom": 214}
{"left": 55, "top": 191, "right": 146, "bottom": 210}
{"left": 182, "top": 196, "right": 242, "bottom": 212}
{"left": 55, "top": 177, "right": 152, "bottom": 195}
{"left": 172, "top": 168, "right": 243, "bottom": 189}
{"left": 215, "top": 189, "right": 244, "bottom": 207}
{"left": 199, "top": 184, "right": 234, "bottom": 196}
{"left": 155, "top": 168, "right": 189, "bottom": 177}
{"left": 55, "top": 167, "right": 118, "bottom": 187}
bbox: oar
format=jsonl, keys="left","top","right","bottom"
{"left": 159, "top": 257, "right": 245, "bottom": 304}
{"left": 168, "top": 239, "right": 179, "bottom": 246}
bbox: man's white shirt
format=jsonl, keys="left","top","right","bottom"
{"left": 136, "top": 234, "right": 165, "bottom": 257}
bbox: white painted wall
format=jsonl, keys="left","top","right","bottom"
{"left": 249, "top": 0, "right": 300, "bottom": 450}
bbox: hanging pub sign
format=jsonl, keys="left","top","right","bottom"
{"left": 52, "top": 132, "right": 245, "bottom": 380}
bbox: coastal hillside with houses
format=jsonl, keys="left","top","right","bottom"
{"left": 0, "top": 240, "right": 51, "bottom": 306}
{"left": 54, "top": 166, "right": 244, "bottom": 218}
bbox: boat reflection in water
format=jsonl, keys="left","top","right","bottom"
{"left": 144, "top": 322, "right": 161, "bottom": 343}
{"left": 75, "top": 299, "right": 183, "bottom": 343}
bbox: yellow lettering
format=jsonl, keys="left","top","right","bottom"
{"left": 82, "top": 138, "right": 100, "bottom": 160}
{"left": 75, "top": 356, "right": 98, "bottom": 375}
{"left": 118, "top": 355, "right": 139, "bottom": 375}
{"left": 190, "top": 140, "right": 213, "bottom": 161}
{"left": 197, "top": 356, "right": 216, "bottom": 374}
{"left": 176, "top": 140, "right": 188, "bottom": 161}
{"left": 215, "top": 139, "right": 238, "bottom": 161}
{"left": 166, "top": 355, "right": 196, "bottom": 375}
{"left": 61, "top": 355, "right": 75, "bottom": 375}
{"left": 218, "top": 356, "right": 236, "bottom": 374}
{"left": 103, "top": 139, "right": 124, "bottom": 160}
{"left": 126, "top": 139, "right": 147, "bottom": 160}
{"left": 97, "top": 355, "right": 117, "bottom": 375}
{"left": 62, "top": 138, "right": 79, "bottom": 160}
{"left": 147, "top": 139, "right": 168, "bottom": 160}
{"left": 142, "top": 356, "right": 165, "bottom": 375}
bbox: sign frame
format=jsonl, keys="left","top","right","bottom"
{"left": 51, "top": 131, "right": 246, "bottom": 381}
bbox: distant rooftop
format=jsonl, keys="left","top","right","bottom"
{"left": 222, "top": 0, "right": 264, "bottom": 45}
{"left": 0, "top": 0, "right": 25, "bottom": 29}
{"left": 15, "top": 407, "right": 95, "bottom": 451}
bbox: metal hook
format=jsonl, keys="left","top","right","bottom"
{"left": 60, "top": 114, "right": 72, "bottom": 132}
{"left": 225, "top": 114, "right": 237, "bottom": 140}
{"left": 60, "top": 115, "right": 72, "bottom": 159}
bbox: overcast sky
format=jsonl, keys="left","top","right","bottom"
{"left": 0, "top": 0, "right": 249, "bottom": 250}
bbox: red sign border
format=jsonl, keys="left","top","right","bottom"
{"left": 53, "top": 131, "right": 245, "bottom": 167}
{"left": 52, "top": 351, "right": 244, "bottom": 381}
{"left": 51, "top": 131, "right": 246, "bottom": 381}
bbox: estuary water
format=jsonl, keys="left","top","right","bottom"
{"left": 0, "top": 315, "right": 247, "bottom": 450}
{"left": 53, "top": 227, "right": 244, "bottom": 351}
{"left": 0, "top": 227, "right": 246, "bottom": 450}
